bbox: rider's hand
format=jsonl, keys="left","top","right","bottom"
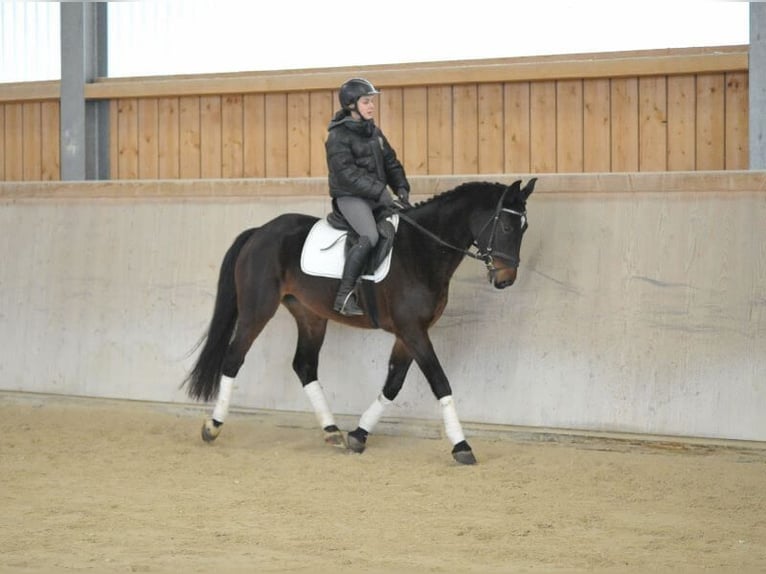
{"left": 396, "top": 188, "right": 410, "bottom": 205}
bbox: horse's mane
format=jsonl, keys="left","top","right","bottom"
{"left": 409, "top": 180, "right": 521, "bottom": 210}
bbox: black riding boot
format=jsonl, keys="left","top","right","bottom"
{"left": 333, "top": 238, "right": 373, "bottom": 316}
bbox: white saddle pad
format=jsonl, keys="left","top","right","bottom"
{"left": 300, "top": 214, "right": 399, "bottom": 283}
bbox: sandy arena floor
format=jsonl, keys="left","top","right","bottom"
{"left": 1, "top": 393, "right": 765, "bottom": 574}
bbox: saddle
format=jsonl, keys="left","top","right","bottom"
{"left": 300, "top": 209, "right": 398, "bottom": 283}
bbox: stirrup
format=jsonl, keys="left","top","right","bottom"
{"left": 335, "top": 291, "right": 364, "bottom": 316}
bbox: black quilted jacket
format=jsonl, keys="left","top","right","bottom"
{"left": 325, "top": 111, "right": 409, "bottom": 202}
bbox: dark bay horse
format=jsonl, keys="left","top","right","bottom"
{"left": 183, "top": 178, "right": 536, "bottom": 464}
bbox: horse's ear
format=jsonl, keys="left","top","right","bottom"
{"left": 522, "top": 178, "right": 537, "bottom": 199}
{"left": 509, "top": 180, "right": 522, "bottom": 193}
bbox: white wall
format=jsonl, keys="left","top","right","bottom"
{"left": 1, "top": 174, "right": 764, "bottom": 441}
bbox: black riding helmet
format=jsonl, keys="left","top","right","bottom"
{"left": 339, "top": 78, "right": 380, "bottom": 112}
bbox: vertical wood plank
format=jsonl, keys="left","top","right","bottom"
{"left": 117, "top": 98, "right": 139, "bottom": 179}
{"left": 638, "top": 76, "right": 668, "bottom": 172}
{"left": 667, "top": 75, "right": 696, "bottom": 171}
{"left": 179, "top": 96, "right": 201, "bottom": 178}
{"left": 158, "top": 97, "right": 180, "bottom": 179}
{"left": 221, "top": 95, "right": 244, "bottom": 178}
{"left": 696, "top": 73, "right": 725, "bottom": 170}
{"left": 309, "top": 90, "right": 333, "bottom": 177}
{"left": 138, "top": 98, "right": 159, "bottom": 179}
{"left": 725, "top": 72, "right": 748, "bottom": 170}
{"left": 22, "top": 102, "right": 42, "bottom": 180}
{"left": 4, "top": 104, "right": 24, "bottom": 180}
{"left": 530, "top": 81, "right": 556, "bottom": 173}
{"left": 378, "top": 87, "right": 404, "bottom": 168}
{"left": 0, "top": 105, "right": 5, "bottom": 180}
{"left": 109, "top": 100, "right": 118, "bottom": 178}
{"left": 287, "top": 92, "right": 310, "bottom": 177}
{"left": 583, "top": 79, "right": 611, "bottom": 172}
{"left": 610, "top": 78, "right": 639, "bottom": 172}
{"left": 504, "top": 82, "right": 530, "bottom": 173}
{"left": 427, "top": 85, "right": 453, "bottom": 175}
{"left": 40, "top": 101, "right": 60, "bottom": 180}
{"left": 200, "top": 96, "right": 222, "bottom": 178}
{"left": 556, "top": 80, "right": 584, "bottom": 173}
{"left": 243, "top": 94, "right": 265, "bottom": 178}
{"left": 453, "top": 84, "right": 478, "bottom": 174}
{"left": 477, "top": 83, "right": 504, "bottom": 174}
{"left": 265, "top": 93, "right": 287, "bottom": 177}
{"left": 402, "top": 86, "right": 428, "bottom": 175}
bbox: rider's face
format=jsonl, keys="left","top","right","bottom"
{"left": 354, "top": 96, "right": 376, "bottom": 120}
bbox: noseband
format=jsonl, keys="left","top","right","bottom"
{"left": 396, "top": 189, "right": 527, "bottom": 280}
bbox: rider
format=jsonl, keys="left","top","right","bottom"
{"left": 326, "top": 77, "right": 410, "bottom": 316}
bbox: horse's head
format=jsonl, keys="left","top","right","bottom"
{"left": 473, "top": 178, "right": 536, "bottom": 289}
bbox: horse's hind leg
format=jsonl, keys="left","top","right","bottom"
{"left": 282, "top": 296, "right": 345, "bottom": 448}
{"left": 202, "top": 278, "right": 282, "bottom": 442}
{"left": 347, "top": 338, "right": 413, "bottom": 454}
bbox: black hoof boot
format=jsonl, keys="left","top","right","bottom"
{"left": 451, "top": 440, "right": 477, "bottom": 465}
{"left": 347, "top": 427, "right": 368, "bottom": 453}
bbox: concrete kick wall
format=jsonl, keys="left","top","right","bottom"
{"left": 1, "top": 173, "right": 765, "bottom": 441}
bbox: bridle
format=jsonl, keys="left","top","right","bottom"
{"left": 395, "top": 188, "right": 527, "bottom": 279}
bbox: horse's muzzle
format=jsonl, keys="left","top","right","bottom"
{"left": 488, "top": 264, "right": 518, "bottom": 289}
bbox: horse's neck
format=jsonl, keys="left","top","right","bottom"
{"left": 414, "top": 193, "right": 477, "bottom": 250}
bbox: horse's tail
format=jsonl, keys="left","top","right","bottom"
{"left": 182, "top": 228, "right": 257, "bottom": 402}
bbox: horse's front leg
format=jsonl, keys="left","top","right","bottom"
{"left": 347, "top": 338, "right": 412, "bottom": 454}
{"left": 400, "top": 329, "right": 477, "bottom": 465}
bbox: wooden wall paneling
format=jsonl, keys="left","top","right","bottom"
{"left": 138, "top": 98, "right": 159, "bottom": 179}
{"left": 286, "top": 92, "right": 310, "bottom": 178}
{"left": 378, "top": 87, "right": 404, "bottom": 167}
{"left": 265, "top": 93, "right": 288, "bottom": 177}
{"left": 40, "top": 101, "right": 59, "bottom": 180}
{"left": 22, "top": 102, "right": 42, "bottom": 180}
{"left": 0, "top": 104, "right": 5, "bottom": 180}
{"left": 221, "top": 95, "right": 244, "bottom": 178}
{"left": 200, "top": 96, "right": 222, "bottom": 178}
{"left": 453, "top": 84, "right": 479, "bottom": 174}
{"left": 724, "top": 72, "right": 748, "bottom": 169}
{"left": 529, "top": 81, "right": 557, "bottom": 173}
{"left": 179, "top": 96, "right": 201, "bottom": 178}
{"left": 477, "top": 83, "right": 504, "bottom": 174}
{"left": 157, "top": 97, "right": 180, "bottom": 179}
{"left": 696, "top": 73, "right": 725, "bottom": 170}
{"left": 610, "top": 77, "right": 639, "bottom": 172}
{"left": 4, "top": 103, "right": 23, "bottom": 180}
{"left": 109, "top": 100, "right": 119, "bottom": 178}
{"left": 402, "top": 86, "right": 428, "bottom": 175}
{"left": 666, "top": 75, "right": 696, "bottom": 171}
{"left": 116, "top": 98, "right": 139, "bottom": 179}
{"left": 427, "top": 85, "right": 453, "bottom": 174}
{"left": 583, "top": 79, "right": 611, "bottom": 172}
{"left": 556, "top": 80, "right": 584, "bottom": 173}
{"left": 504, "top": 82, "right": 530, "bottom": 173}
{"left": 309, "top": 90, "right": 332, "bottom": 177}
{"left": 243, "top": 94, "right": 266, "bottom": 178}
{"left": 638, "top": 76, "right": 668, "bottom": 172}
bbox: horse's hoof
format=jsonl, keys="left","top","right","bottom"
{"left": 346, "top": 428, "right": 368, "bottom": 454}
{"left": 451, "top": 440, "right": 477, "bottom": 465}
{"left": 323, "top": 425, "right": 347, "bottom": 449}
{"left": 201, "top": 419, "right": 222, "bottom": 442}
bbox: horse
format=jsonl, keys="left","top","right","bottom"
{"left": 183, "top": 178, "right": 536, "bottom": 464}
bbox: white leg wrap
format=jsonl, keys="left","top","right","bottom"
{"left": 439, "top": 395, "right": 466, "bottom": 445}
{"left": 358, "top": 394, "right": 392, "bottom": 433}
{"left": 212, "top": 376, "right": 234, "bottom": 423}
{"left": 303, "top": 381, "right": 336, "bottom": 429}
